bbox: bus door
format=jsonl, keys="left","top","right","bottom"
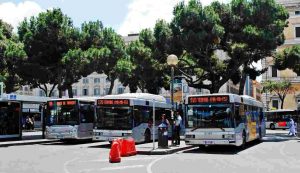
{"left": 78, "top": 102, "right": 94, "bottom": 138}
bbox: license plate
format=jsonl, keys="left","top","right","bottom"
{"left": 204, "top": 140, "right": 213, "bottom": 144}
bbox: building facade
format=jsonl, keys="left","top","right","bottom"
{"left": 262, "top": 0, "right": 300, "bottom": 110}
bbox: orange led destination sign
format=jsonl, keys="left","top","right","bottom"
{"left": 97, "top": 99, "right": 130, "bottom": 106}
{"left": 48, "top": 100, "right": 77, "bottom": 107}
{"left": 188, "top": 96, "right": 229, "bottom": 104}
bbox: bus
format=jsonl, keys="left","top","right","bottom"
{"left": 264, "top": 109, "right": 297, "bottom": 130}
{"left": 297, "top": 103, "right": 300, "bottom": 137}
{"left": 0, "top": 100, "right": 22, "bottom": 140}
{"left": 45, "top": 98, "right": 95, "bottom": 140}
{"left": 184, "top": 94, "right": 265, "bottom": 147}
{"left": 93, "top": 93, "right": 172, "bottom": 143}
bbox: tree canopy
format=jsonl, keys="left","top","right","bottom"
{"left": 163, "top": 0, "right": 288, "bottom": 94}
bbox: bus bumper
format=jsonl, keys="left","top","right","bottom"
{"left": 185, "top": 139, "right": 237, "bottom": 146}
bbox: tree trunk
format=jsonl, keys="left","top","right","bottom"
{"left": 48, "top": 84, "right": 57, "bottom": 97}
{"left": 238, "top": 72, "right": 247, "bottom": 95}
{"left": 209, "top": 84, "right": 220, "bottom": 94}
{"left": 108, "top": 79, "right": 115, "bottom": 95}
{"left": 67, "top": 85, "right": 73, "bottom": 98}
{"left": 280, "top": 96, "right": 285, "bottom": 109}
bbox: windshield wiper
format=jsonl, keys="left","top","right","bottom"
{"left": 191, "top": 127, "right": 201, "bottom": 132}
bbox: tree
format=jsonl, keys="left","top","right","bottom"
{"left": 60, "top": 49, "right": 93, "bottom": 98}
{"left": 160, "top": 0, "right": 288, "bottom": 94}
{"left": 92, "top": 28, "right": 126, "bottom": 95}
{"left": 118, "top": 26, "right": 171, "bottom": 94}
{"left": 262, "top": 80, "right": 295, "bottom": 109}
{"left": 274, "top": 45, "right": 300, "bottom": 75}
{"left": 0, "top": 20, "right": 26, "bottom": 93}
{"left": 18, "top": 8, "right": 78, "bottom": 97}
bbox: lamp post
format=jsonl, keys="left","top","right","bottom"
{"left": 167, "top": 54, "right": 179, "bottom": 146}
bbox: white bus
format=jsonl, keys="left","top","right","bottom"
{"left": 93, "top": 93, "right": 172, "bottom": 143}
{"left": 264, "top": 109, "right": 297, "bottom": 130}
{"left": 45, "top": 98, "right": 95, "bottom": 140}
{"left": 185, "top": 94, "right": 265, "bottom": 147}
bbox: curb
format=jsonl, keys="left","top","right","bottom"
{"left": 0, "top": 139, "right": 59, "bottom": 147}
{"left": 137, "top": 145, "right": 194, "bottom": 155}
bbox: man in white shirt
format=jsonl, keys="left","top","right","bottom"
{"left": 175, "top": 112, "right": 182, "bottom": 145}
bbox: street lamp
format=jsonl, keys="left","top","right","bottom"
{"left": 167, "top": 54, "right": 179, "bottom": 146}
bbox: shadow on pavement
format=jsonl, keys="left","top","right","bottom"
{"left": 183, "top": 140, "right": 261, "bottom": 155}
{"left": 88, "top": 143, "right": 111, "bottom": 148}
{"left": 40, "top": 139, "right": 96, "bottom": 146}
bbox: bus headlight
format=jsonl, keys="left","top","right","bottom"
{"left": 224, "top": 134, "right": 235, "bottom": 139}
{"left": 122, "top": 133, "right": 131, "bottom": 137}
{"left": 185, "top": 134, "right": 195, "bottom": 139}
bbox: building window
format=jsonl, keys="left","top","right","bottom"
{"left": 272, "top": 100, "right": 279, "bottom": 109}
{"left": 83, "top": 89, "right": 89, "bottom": 96}
{"left": 296, "top": 27, "right": 300, "bottom": 38}
{"left": 104, "top": 88, "right": 110, "bottom": 95}
{"left": 83, "top": 78, "right": 89, "bottom": 84}
{"left": 39, "top": 90, "right": 46, "bottom": 97}
{"left": 106, "top": 78, "right": 110, "bottom": 83}
{"left": 117, "top": 87, "right": 124, "bottom": 94}
{"left": 94, "top": 88, "right": 100, "bottom": 96}
{"left": 24, "top": 86, "right": 29, "bottom": 91}
{"left": 295, "top": 11, "right": 300, "bottom": 15}
{"left": 94, "top": 78, "right": 100, "bottom": 84}
{"left": 271, "top": 66, "right": 277, "bottom": 77}
{"left": 183, "top": 85, "right": 189, "bottom": 93}
{"left": 72, "top": 89, "right": 77, "bottom": 96}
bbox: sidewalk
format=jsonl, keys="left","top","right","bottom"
{"left": 137, "top": 141, "right": 193, "bottom": 155}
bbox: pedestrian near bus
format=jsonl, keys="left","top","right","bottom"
{"left": 161, "top": 114, "right": 170, "bottom": 127}
{"left": 175, "top": 112, "right": 182, "bottom": 145}
{"left": 288, "top": 117, "right": 296, "bottom": 136}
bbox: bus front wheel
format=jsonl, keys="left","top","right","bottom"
{"left": 270, "top": 124, "right": 275, "bottom": 130}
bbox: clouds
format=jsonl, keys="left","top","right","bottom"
{"left": 117, "top": 0, "right": 229, "bottom": 36}
{"left": 0, "top": 1, "right": 43, "bottom": 30}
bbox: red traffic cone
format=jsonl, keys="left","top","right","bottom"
{"left": 120, "top": 139, "right": 130, "bottom": 157}
{"left": 128, "top": 138, "right": 137, "bottom": 156}
{"left": 109, "top": 140, "right": 121, "bottom": 163}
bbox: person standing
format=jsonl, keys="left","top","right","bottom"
{"left": 175, "top": 112, "right": 182, "bottom": 145}
{"left": 161, "top": 114, "right": 170, "bottom": 127}
{"left": 288, "top": 118, "right": 296, "bottom": 136}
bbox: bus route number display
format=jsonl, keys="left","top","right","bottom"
{"left": 189, "top": 96, "right": 229, "bottom": 104}
{"left": 97, "top": 99, "right": 130, "bottom": 106}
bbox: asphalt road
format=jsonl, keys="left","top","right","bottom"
{"left": 0, "top": 130, "right": 299, "bottom": 173}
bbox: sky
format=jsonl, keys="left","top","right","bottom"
{"left": 0, "top": 0, "right": 229, "bottom": 35}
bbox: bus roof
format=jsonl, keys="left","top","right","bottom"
{"left": 186, "top": 93, "right": 263, "bottom": 107}
{"left": 100, "top": 93, "right": 167, "bottom": 103}
{"left": 48, "top": 97, "right": 96, "bottom": 102}
{"left": 264, "top": 109, "right": 295, "bottom": 113}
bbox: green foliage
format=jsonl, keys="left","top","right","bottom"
{"left": 160, "top": 0, "right": 289, "bottom": 93}
{"left": 17, "top": 8, "right": 80, "bottom": 97}
{"left": 274, "top": 45, "right": 300, "bottom": 74}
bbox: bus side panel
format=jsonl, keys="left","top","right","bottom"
{"left": 78, "top": 123, "right": 93, "bottom": 139}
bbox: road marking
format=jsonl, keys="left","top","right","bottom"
{"left": 101, "top": 165, "right": 144, "bottom": 171}
{"left": 64, "top": 157, "right": 79, "bottom": 173}
{"left": 147, "top": 155, "right": 170, "bottom": 173}
{"left": 78, "top": 156, "right": 158, "bottom": 163}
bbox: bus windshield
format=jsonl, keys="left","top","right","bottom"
{"left": 187, "top": 104, "right": 234, "bottom": 129}
{"left": 47, "top": 103, "right": 79, "bottom": 126}
{"left": 96, "top": 107, "right": 132, "bottom": 130}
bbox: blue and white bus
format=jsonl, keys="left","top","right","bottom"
{"left": 93, "top": 93, "right": 172, "bottom": 143}
{"left": 185, "top": 94, "right": 265, "bottom": 147}
{"left": 45, "top": 98, "right": 95, "bottom": 140}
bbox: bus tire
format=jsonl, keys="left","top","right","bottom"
{"left": 270, "top": 124, "right": 275, "bottom": 130}
{"left": 144, "top": 129, "right": 151, "bottom": 143}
